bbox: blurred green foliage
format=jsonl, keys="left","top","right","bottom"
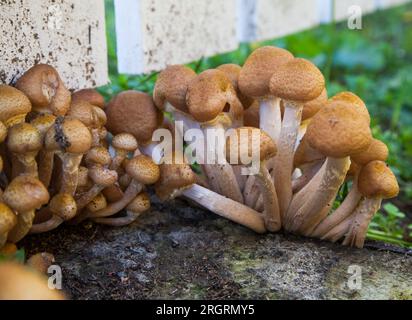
{"left": 101, "top": 1, "right": 412, "bottom": 247}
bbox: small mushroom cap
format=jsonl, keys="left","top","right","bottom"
{"left": 306, "top": 100, "right": 372, "bottom": 158}
{"left": 0, "top": 121, "right": 7, "bottom": 143}
{"left": 294, "top": 135, "right": 324, "bottom": 168}
{"left": 330, "top": 92, "right": 370, "bottom": 124}
{"left": 49, "top": 193, "right": 77, "bottom": 221}
{"left": 71, "top": 89, "right": 105, "bottom": 108}
{"left": 102, "top": 184, "right": 124, "bottom": 203}
{"left": 93, "top": 106, "right": 107, "bottom": 127}
{"left": 302, "top": 88, "right": 328, "bottom": 120}
{"left": 0, "top": 85, "right": 32, "bottom": 127}
{"left": 106, "top": 90, "right": 163, "bottom": 145}
{"left": 270, "top": 58, "right": 325, "bottom": 102}
{"left": 358, "top": 161, "right": 399, "bottom": 199}
{"left": 217, "top": 64, "right": 254, "bottom": 108}
{"left": 7, "top": 123, "right": 42, "bottom": 154}
{"left": 112, "top": 133, "right": 138, "bottom": 152}
{"left": 186, "top": 69, "right": 243, "bottom": 123}
{"left": 243, "top": 100, "right": 260, "bottom": 128}
{"left": 155, "top": 152, "right": 196, "bottom": 201}
{"left": 45, "top": 117, "right": 92, "bottom": 154}
{"left": 0, "top": 203, "right": 17, "bottom": 234}
{"left": 239, "top": 46, "right": 294, "bottom": 98}
{"left": 125, "top": 155, "right": 160, "bottom": 185}
{"left": 226, "top": 127, "right": 277, "bottom": 164}
{"left": 0, "top": 262, "right": 65, "bottom": 300}
{"left": 85, "top": 147, "right": 112, "bottom": 167}
{"left": 153, "top": 65, "right": 196, "bottom": 113}
{"left": 67, "top": 100, "right": 100, "bottom": 128}
{"left": 3, "top": 175, "right": 50, "bottom": 212}
{"left": 30, "top": 114, "right": 56, "bottom": 138}
{"left": 27, "top": 252, "right": 55, "bottom": 274}
{"left": 127, "top": 192, "right": 151, "bottom": 213}
{"left": 351, "top": 138, "right": 388, "bottom": 166}
{"left": 86, "top": 193, "right": 107, "bottom": 213}
{"left": 88, "top": 166, "right": 118, "bottom": 187}
{"left": 15, "top": 64, "right": 71, "bottom": 116}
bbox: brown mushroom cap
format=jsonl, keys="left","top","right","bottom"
{"left": 86, "top": 193, "right": 107, "bottom": 213}
{"left": 127, "top": 192, "right": 151, "bottom": 213}
{"left": 45, "top": 117, "right": 92, "bottom": 154}
{"left": 294, "top": 135, "right": 324, "bottom": 168}
{"left": 351, "top": 138, "right": 388, "bottom": 166}
{"left": 153, "top": 65, "right": 196, "bottom": 113}
{"left": 67, "top": 100, "right": 100, "bottom": 128}
{"left": 125, "top": 155, "right": 160, "bottom": 185}
{"left": 306, "top": 100, "right": 372, "bottom": 158}
{"left": 302, "top": 88, "right": 328, "bottom": 120}
{"left": 85, "top": 147, "right": 112, "bottom": 167}
{"left": 15, "top": 64, "right": 71, "bottom": 116}
{"left": 27, "top": 252, "right": 55, "bottom": 274}
{"left": 0, "top": 85, "right": 32, "bottom": 127}
{"left": 49, "top": 193, "right": 77, "bottom": 221}
{"left": 71, "top": 89, "right": 105, "bottom": 108}
{"left": 7, "top": 123, "right": 42, "bottom": 154}
{"left": 270, "top": 58, "right": 325, "bottom": 102}
{"left": 88, "top": 166, "right": 118, "bottom": 187}
{"left": 106, "top": 90, "right": 162, "bottom": 144}
{"left": 0, "top": 203, "right": 17, "bottom": 234}
{"left": 186, "top": 69, "right": 243, "bottom": 123}
{"left": 30, "top": 114, "right": 57, "bottom": 138}
{"left": 330, "top": 92, "right": 370, "bottom": 124}
{"left": 358, "top": 161, "right": 399, "bottom": 199}
{"left": 0, "top": 262, "right": 65, "bottom": 300}
{"left": 243, "top": 100, "right": 260, "bottom": 128}
{"left": 112, "top": 133, "right": 138, "bottom": 152}
{"left": 239, "top": 46, "right": 294, "bottom": 98}
{"left": 0, "top": 121, "right": 7, "bottom": 143}
{"left": 3, "top": 175, "right": 50, "bottom": 212}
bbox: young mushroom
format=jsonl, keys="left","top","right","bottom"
{"left": 269, "top": 58, "right": 325, "bottom": 218}
{"left": 0, "top": 85, "right": 32, "bottom": 128}
{"left": 110, "top": 133, "right": 138, "bottom": 172}
{"left": 0, "top": 203, "right": 17, "bottom": 248}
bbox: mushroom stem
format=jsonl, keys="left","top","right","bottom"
{"left": 181, "top": 184, "right": 266, "bottom": 233}
{"left": 30, "top": 216, "right": 63, "bottom": 234}
{"left": 243, "top": 175, "right": 260, "bottom": 208}
{"left": 292, "top": 160, "right": 324, "bottom": 194}
{"left": 7, "top": 210, "right": 35, "bottom": 243}
{"left": 92, "top": 210, "right": 144, "bottom": 227}
{"left": 286, "top": 156, "right": 350, "bottom": 233}
{"left": 273, "top": 102, "right": 303, "bottom": 218}
{"left": 59, "top": 153, "right": 83, "bottom": 195}
{"left": 259, "top": 97, "right": 282, "bottom": 143}
{"left": 37, "top": 150, "right": 54, "bottom": 188}
{"left": 294, "top": 119, "right": 310, "bottom": 152}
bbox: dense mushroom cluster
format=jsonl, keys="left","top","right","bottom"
{"left": 0, "top": 46, "right": 399, "bottom": 255}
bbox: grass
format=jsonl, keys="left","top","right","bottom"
{"left": 100, "top": 1, "right": 412, "bottom": 247}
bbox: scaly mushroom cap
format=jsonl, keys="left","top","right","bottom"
{"left": 306, "top": 100, "right": 372, "bottom": 158}
{"left": 226, "top": 127, "right": 277, "bottom": 164}
{"left": 0, "top": 85, "right": 32, "bottom": 127}
{"left": 67, "top": 100, "right": 100, "bottom": 128}
{"left": 45, "top": 117, "right": 92, "bottom": 154}
{"left": 270, "top": 58, "right": 325, "bottom": 102}
{"left": 0, "top": 203, "right": 17, "bottom": 234}
{"left": 153, "top": 65, "right": 196, "bottom": 113}
{"left": 358, "top": 161, "right": 399, "bottom": 199}
{"left": 15, "top": 64, "right": 71, "bottom": 116}
{"left": 351, "top": 138, "right": 388, "bottom": 166}
{"left": 186, "top": 69, "right": 243, "bottom": 123}
{"left": 330, "top": 91, "right": 370, "bottom": 124}
{"left": 86, "top": 193, "right": 107, "bottom": 213}
{"left": 7, "top": 123, "right": 42, "bottom": 154}
{"left": 217, "top": 64, "right": 254, "bottom": 108}
{"left": 30, "top": 114, "right": 56, "bottom": 138}
{"left": 71, "top": 89, "right": 105, "bottom": 108}
{"left": 127, "top": 192, "right": 151, "bottom": 213}
{"left": 106, "top": 90, "right": 162, "bottom": 145}
{"left": 243, "top": 100, "right": 260, "bottom": 128}
{"left": 3, "top": 175, "right": 50, "bottom": 212}
{"left": 88, "top": 166, "right": 118, "bottom": 187}
{"left": 112, "top": 133, "right": 138, "bottom": 152}
{"left": 85, "top": 147, "right": 112, "bottom": 167}
{"left": 239, "top": 46, "right": 294, "bottom": 98}
{"left": 294, "top": 135, "right": 324, "bottom": 168}
{"left": 49, "top": 193, "right": 77, "bottom": 221}
{"left": 125, "top": 155, "right": 160, "bottom": 185}
{"left": 302, "top": 88, "right": 328, "bottom": 120}
{"left": 155, "top": 153, "right": 196, "bottom": 201}
{"left": 0, "top": 262, "right": 65, "bottom": 300}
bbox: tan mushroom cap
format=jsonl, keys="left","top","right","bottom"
{"left": 294, "top": 135, "right": 324, "bottom": 168}
{"left": 0, "top": 203, "right": 17, "bottom": 234}
{"left": 85, "top": 147, "right": 112, "bottom": 167}
{"left": 67, "top": 100, "right": 100, "bottom": 128}
{"left": 226, "top": 127, "right": 277, "bottom": 164}
{"left": 15, "top": 64, "right": 71, "bottom": 116}
{"left": 88, "top": 166, "right": 118, "bottom": 187}
{"left": 155, "top": 153, "right": 196, "bottom": 201}
{"left": 0, "top": 121, "right": 7, "bottom": 143}
{"left": 351, "top": 138, "right": 388, "bottom": 166}
{"left": 49, "top": 193, "right": 77, "bottom": 221}
{"left": 0, "top": 262, "right": 65, "bottom": 300}
{"left": 112, "top": 133, "right": 138, "bottom": 151}
{"left": 27, "top": 252, "right": 55, "bottom": 274}
{"left": 330, "top": 92, "right": 370, "bottom": 124}
{"left": 358, "top": 161, "right": 399, "bottom": 199}
{"left": 270, "top": 58, "right": 325, "bottom": 102}
{"left": 125, "top": 155, "right": 160, "bottom": 185}
{"left": 347, "top": 161, "right": 361, "bottom": 177}
{"left": 106, "top": 90, "right": 162, "bottom": 145}
{"left": 3, "top": 175, "right": 50, "bottom": 213}
{"left": 306, "top": 100, "right": 372, "bottom": 158}
{"left": 186, "top": 69, "right": 243, "bottom": 123}
{"left": 217, "top": 64, "right": 254, "bottom": 108}
{"left": 72, "top": 89, "right": 105, "bottom": 108}
{"left": 0, "top": 85, "right": 32, "bottom": 127}
{"left": 30, "top": 114, "right": 56, "bottom": 138}
{"left": 7, "top": 123, "right": 42, "bottom": 154}
{"left": 302, "top": 88, "right": 328, "bottom": 120}
{"left": 127, "top": 192, "right": 151, "bottom": 213}
{"left": 243, "top": 100, "right": 260, "bottom": 128}
{"left": 239, "top": 46, "right": 294, "bottom": 98}
{"left": 86, "top": 193, "right": 107, "bottom": 213}
{"left": 45, "top": 117, "right": 92, "bottom": 154}
{"left": 153, "top": 65, "right": 196, "bottom": 113}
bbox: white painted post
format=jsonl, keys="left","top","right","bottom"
{"left": 0, "top": 0, "right": 108, "bottom": 90}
